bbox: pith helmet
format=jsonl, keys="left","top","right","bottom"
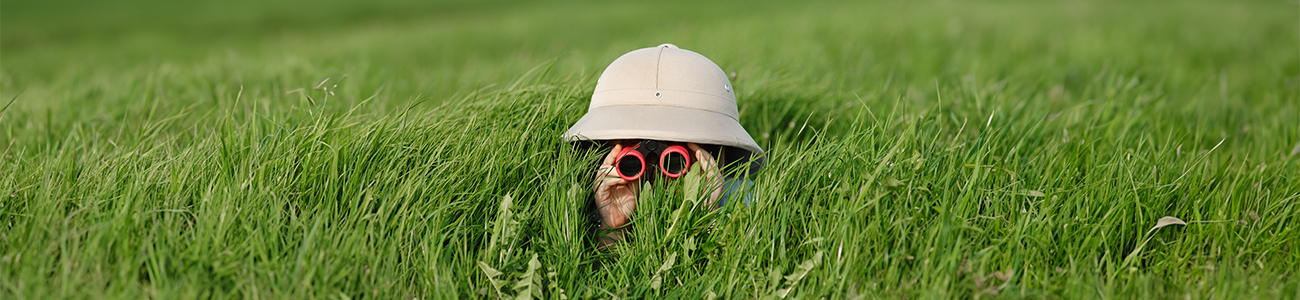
{"left": 563, "top": 44, "right": 765, "bottom": 174}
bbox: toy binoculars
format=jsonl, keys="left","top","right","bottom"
{"left": 614, "top": 140, "right": 692, "bottom": 181}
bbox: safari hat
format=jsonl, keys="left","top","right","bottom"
{"left": 564, "top": 44, "right": 765, "bottom": 174}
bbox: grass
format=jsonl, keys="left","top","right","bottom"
{"left": 2, "top": 0, "right": 1299, "bottom": 298}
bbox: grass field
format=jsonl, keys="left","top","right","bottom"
{"left": 3, "top": 0, "right": 1299, "bottom": 298}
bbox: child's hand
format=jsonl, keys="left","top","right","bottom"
{"left": 594, "top": 144, "right": 636, "bottom": 245}
{"left": 687, "top": 143, "right": 726, "bottom": 207}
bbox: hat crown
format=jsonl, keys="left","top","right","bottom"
{"left": 563, "top": 44, "right": 765, "bottom": 174}
{"left": 591, "top": 44, "right": 738, "bottom": 119}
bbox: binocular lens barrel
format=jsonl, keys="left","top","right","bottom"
{"left": 660, "top": 145, "right": 689, "bottom": 178}
{"left": 615, "top": 148, "right": 646, "bottom": 181}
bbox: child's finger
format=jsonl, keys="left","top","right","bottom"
{"left": 686, "top": 143, "right": 707, "bottom": 157}
{"left": 699, "top": 152, "right": 712, "bottom": 172}
{"left": 601, "top": 144, "right": 623, "bottom": 167}
{"left": 597, "top": 174, "right": 621, "bottom": 186}
{"left": 687, "top": 143, "right": 721, "bottom": 181}
{"left": 686, "top": 142, "right": 714, "bottom": 164}
{"left": 594, "top": 169, "right": 615, "bottom": 187}
{"left": 599, "top": 176, "right": 631, "bottom": 189}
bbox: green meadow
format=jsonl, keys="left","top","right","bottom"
{"left": 2, "top": 0, "right": 1297, "bottom": 298}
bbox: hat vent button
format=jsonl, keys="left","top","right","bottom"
{"left": 654, "top": 91, "right": 662, "bottom": 98}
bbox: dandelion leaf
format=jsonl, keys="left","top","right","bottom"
{"left": 1019, "top": 190, "right": 1046, "bottom": 197}
{"left": 774, "top": 251, "right": 823, "bottom": 298}
{"left": 478, "top": 261, "right": 507, "bottom": 295}
{"left": 684, "top": 162, "right": 703, "bottom": 206}
{"left": 513, "top": 254, "right": 543, "bottom": 300}
{"left": 882, "top": 176, "right": 904, "bottom": 188}
{"left": 649, "top": 252, "right": 678, "bottom": 291}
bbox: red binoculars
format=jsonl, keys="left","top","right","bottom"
{"left": 614, "top": 140, "right": 692, "bottom": 181}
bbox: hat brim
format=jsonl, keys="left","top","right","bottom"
{"left": 563, "top": 105, "right": 765, "bottom": 174}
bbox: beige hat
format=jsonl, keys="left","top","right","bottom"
{"left": 564, "top": 44, "right": 765, "bottom": 173}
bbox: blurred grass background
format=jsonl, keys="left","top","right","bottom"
{"left": 2, "top": 0, "right": 1298, "bottom": 298}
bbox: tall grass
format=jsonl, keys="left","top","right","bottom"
{"left": 2, "top": 0, "right": 1298, "bottom": 298}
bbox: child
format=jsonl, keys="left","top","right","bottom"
{"left": 563, "top": 44, "right": 765, "bottom": 246}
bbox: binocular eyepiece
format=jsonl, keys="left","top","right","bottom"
{"left": 614, "top": 140, "right": 692, "bottom": 181}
